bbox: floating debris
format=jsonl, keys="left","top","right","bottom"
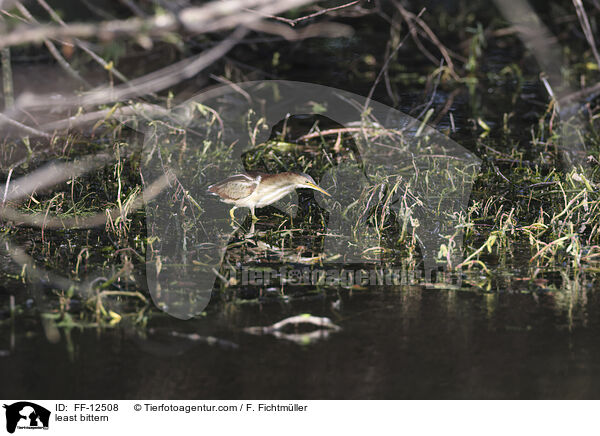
{"left": 167, "top": 330, "right": 239, "bottom": 349}
{"left": 244, "top": 314, "right": 341, "bottom": 344}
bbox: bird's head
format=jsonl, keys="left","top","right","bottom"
{"left": 292, "top": 173, "right": 331, "bottom": 197}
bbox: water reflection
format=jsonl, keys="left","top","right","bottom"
{"left": 2, "top": 276, "right": 600, "bottom": 398}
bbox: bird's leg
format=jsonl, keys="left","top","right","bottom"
{"left": 229, "top": 206, "right": 237, "bottom": 224}
{"left": 251, "top": 207, "right": 258, "bottom": 222}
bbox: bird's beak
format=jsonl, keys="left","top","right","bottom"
{"left": 306, "top": 182, "right": 331, "bottom": 197}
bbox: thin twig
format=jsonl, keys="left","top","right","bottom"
{"left": 3, "top": 154, "right": 112, "bottom": 202}
{"left": 0, "top": 172, "right": 172, "bottom": 229}
{"left": 2, "top": 167, "right": 13, "bottom": 206}
{"left": 1, "top": 47, "right": 13, "bottom": 108}
{"left": 411, "top": 59, "right": 444, "bottom": 122}
{"left": 38, "top": 102, "right": 171, "bottom": 132}
{"left": 16, "top": 27, "right": 250, "bottom": 110}
{"left": 560, "top": 82, "right": 600, "bottom": 104}
{"left": 573, "top": 0, "right": 600, "bottom": 68}
{"left": 298, "top": 126, "right": 385, "bottom": 141}
{"left": 245, "top": 20, "right": 352, "bottom": 40}
{"left": 35, "top": 0, "right": 130, "bottom": 84}
{"left": 0, "top": 112, "right": 52, "bottom": 138}
{"left": 248, "top": 0, "right": 361, "bottom": 26}
{"left": 15, "top": 2, "right": 91, "bottom": 87}
{"left": 0, "top": 0, "right": 313, "bottom": 49}
{"left": 118, "top": 0, "right": 147, "bottom": 18}
{"left": 244, "top": 314, "right": 341, "bottom": 333}
{"left": 363, "top": 19, "right": 414, "bottom": 112}
{"left": 393, "top": 1, "right": 460, "bottom": 80}
{"left": 432, "top": 88, "right": 460, "bottom": 125}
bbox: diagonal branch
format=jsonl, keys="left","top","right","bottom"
{"left": 35, "top": 0, "right": 129, "bottom": 84}
{"left": 14, "top": 2, "right": 91, "bottom": 87}
{"left": 17, "top": 27, "right": 250, "bottom": 110}
{"left": 0, "top": 0, "right": 314, "bottom": 49}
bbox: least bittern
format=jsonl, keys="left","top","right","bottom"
{"left": 208, "top": 172, "right": 330, "bottom": 223}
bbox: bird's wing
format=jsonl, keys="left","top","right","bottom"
{"left": 207, "top": 174, "right": 260, "bottom": 200}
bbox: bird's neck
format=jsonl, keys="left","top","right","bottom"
{"left": 255, "top": 183, "right": 298, "bottom": 207}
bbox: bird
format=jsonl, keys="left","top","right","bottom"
{"left": 207, "top": 172, "right": 331, "bottom": 223}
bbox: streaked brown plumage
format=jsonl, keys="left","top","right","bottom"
{"left": 208, "top": 172, "right": 330, "bottom": 222}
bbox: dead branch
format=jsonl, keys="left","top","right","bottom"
{"left": 244, "top": 314, "right": 341, "bottom": 333}
{"left": 35, "top": 0, "right": 129, "bottom": 85}
{"left": 117, "top": 0, "right": 147, "bottom": 18}
{"left": 2, "top": 153, "right": 112, "bottom": 202}
{"left": 14, "top": 2, "right": 90, "bottom": 87}
{"left": 0, "top": 172, "right": 172, "bottom": 229}
{"left": 0, "top": 0, "right": 315, "bottom": 49}
{"left": 38, "top": 102, "right": 171, "bottom": 132}
{"left": 0, "top": 48, "right": 12, "bottom": 108}
{"left": 245, "top": 20, "right": 353, "bottom": 40}
{"left": 250, "top": 0, "right": 362, "bottom": 26}
{"left": 16, "top": 27, "right": 249, "bottom": 110}
{"left": 243, "top": 314, "right": 341, "bottom": 343}
{"left": 0, "top": 112, "right": 51, "bottom": 137}
{"left": 573, "top": 0, "right": 600, "bottom": 69}
{"left": 560, "top": 82, "right": 600, "bottom": 104}
{"left": 393, "top": 1, "right": 461, "bottom": 80}
{"left": 364, "top": 16, "right": 414, "bottom": 112}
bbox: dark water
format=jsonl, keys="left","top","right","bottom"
{"left": 3, "top": 285, "right": 600, "bottom": 399}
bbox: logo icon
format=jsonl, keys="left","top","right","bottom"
{"left": 3, "top": 402, "right": 50, "bottom": 434}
